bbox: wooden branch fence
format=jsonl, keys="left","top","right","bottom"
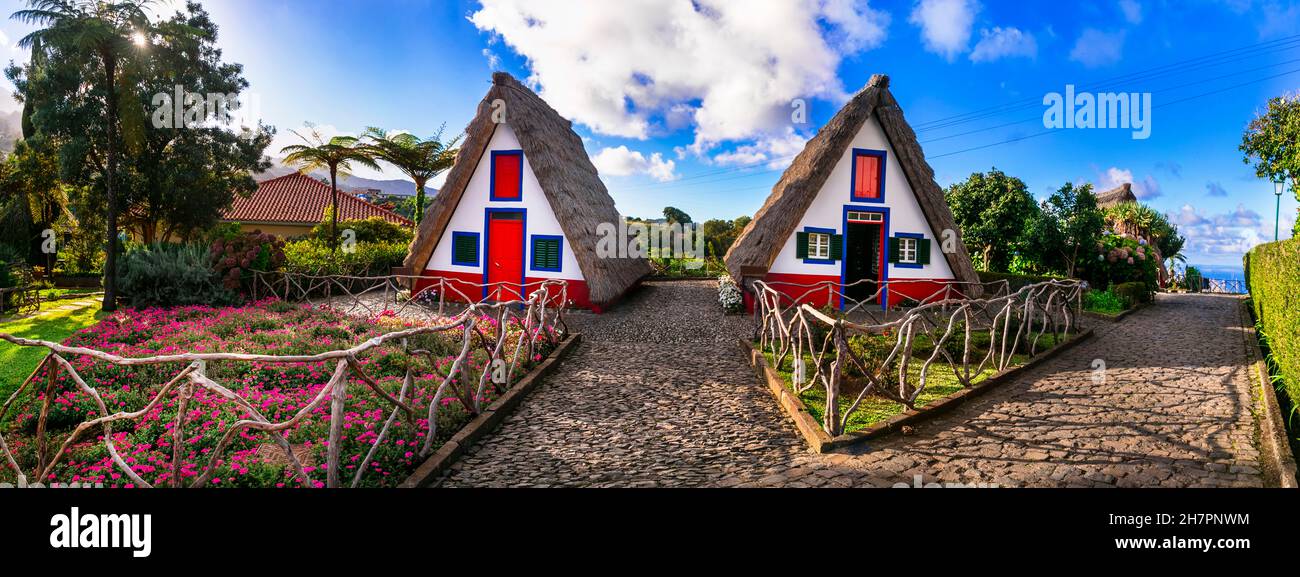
{"left": 0, "top": 275, "right": 569, "bottom": 488}
{"left": 752, "top": 278, "right": 1084, "bottom": 436}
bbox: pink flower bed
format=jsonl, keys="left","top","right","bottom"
{"left": 0, "top": 300, "right": 557, "bottom": 488}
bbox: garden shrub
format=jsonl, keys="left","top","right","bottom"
{"left": 1184, "top": 266, "right": 1204, "bottom": 292}
{"left": 1083, "top": 289, "right": 1128, "bottom": 314}
{"left": 309, "top": 217, "right": 412, "bottom": 245}
{"left": 1245, "top": 238, "right": 1300, "bottom": 410}
{"left": 845, "top": 332, "right": 901, "bottom": 379}
{"left": 1080, "top": 234, "right": 1158, "bottom": 293}
{"left": 118, "top": 243, "right": 237, "bottom": 308}
{"left": 1113, "top": 281, "right": 1152, "bottom": 305}
{"left": 210, "top": 231, "right": 286, "bottom": 292}
{"left": 0, "top": 243, "right": 21, "bottom": 310}
{"left": 717, "top": 274, "right": 743, "bottom": 313}
{"left": 283, "top": 239, "right": 408, "bottom": 277}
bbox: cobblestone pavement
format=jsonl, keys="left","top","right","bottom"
{"left": 440, "top": 283, "right": 1263, "bottom": 488}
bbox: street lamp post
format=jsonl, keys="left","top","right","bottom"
{"left": 1274, "top": 179, "right": 1286, "bottom": 242}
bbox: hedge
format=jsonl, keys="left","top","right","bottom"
{"left": 1245, "top": 238, "right": 1300, "bottom": 406}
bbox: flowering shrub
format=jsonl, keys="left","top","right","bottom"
{"left": 1081, "top": 234, "right": 1158, "bottom": 293}
{"left": 211, "top": 231, "right": 287, "bottom": 293}
{"left": 0, "top": 301, "right": 558, "bottom": 488}
{"left": 718, "top": 274, "right": 744, "bottom": 313}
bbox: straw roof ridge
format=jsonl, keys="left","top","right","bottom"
{"left": 405, "top": 72, "right": 650, "bottom": 304}
{"left": 723, "top": 74, "right": 979, "bottom": 287}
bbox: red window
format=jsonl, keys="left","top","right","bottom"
{"left": 853, "top": 153, "right": 881, "bottom": 200}
{"left": 492, "top": 151, "right": 523, "bottom": 200}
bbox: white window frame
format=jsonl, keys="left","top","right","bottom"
{"left": 898, "top": 237, "right": 919, "bottom": 264}
{"left": 808, "top": 232, "right": 831, "bottom": 260}
{"left": 846, "top": 211, "right": 883, "bottom": 223}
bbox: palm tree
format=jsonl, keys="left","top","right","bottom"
{"left": 280, "top": 125, "right": 381, "bottom": 252}
{"left": 361, "top": 125, "right": 460, "bottom": 226}
{"left": 13, "top": 0, "right": 156, "bottom": 311}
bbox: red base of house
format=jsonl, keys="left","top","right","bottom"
{"left": 412, "top": 269, "right": 596, "bottom": 311}
{"left": 745, "top": 272, "right": 959, "bottom": 313}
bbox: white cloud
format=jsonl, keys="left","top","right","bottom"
{"left": 1096, "top": 167, "right": 1161, "bottom": 199}
{"left": 712, "top": 127, "right": 810, "bottom": 169}
{"left": 969, "top": 27, "right": 1036, "bottom": 62}
{"left": 1118, "top": 0, "right": 1143, "bottom": 25}
{"left": 481, "top": 48, "right": 501, "bottom": 70}
{"left": 908, "top": 0, "right": 979, "bottom": 61}
{"left": 469, "top": 0, "right": 891, "bottom": 149}
{"left": 1171, "top": 203, "right": 1275, "bottom": 258}
{"left": 1070, "top": 28, "right": 1126, "bottom": 68}
{"left": 591, "top": 145, "right": 678, "bottom": 182}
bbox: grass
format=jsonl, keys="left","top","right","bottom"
{"left": 1083, "top": 288, "right": 1131, "bottom": 315}
{"left": 39, "top": 288, "right": 100, "bottom": 301}
{"left": 763, "top": 330, "right": 1059, "bottom": 434}
{"left": 0, "top": 299, "right": 106, "bottom": 399}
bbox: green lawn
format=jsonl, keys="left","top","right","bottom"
{"left": 763, "top": 330, "right": 1058, "bottom": 434}
{"left": 0, "top": 300, "right": 106, "bottom": 398}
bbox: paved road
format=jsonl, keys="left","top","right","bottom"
{"left": 440, "top": 283, "right": 1263, "bottom": 488}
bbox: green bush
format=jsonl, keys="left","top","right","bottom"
{"left": 1081, "top": 234, "right": 1158, "bottom": 293}
{"left": 210, "top": 231, "right": 286, "bottom": 292}
{"left": 1113, "top": 281, "right": 1152, "bottom": 305}
{"left": 1083, "top": 289, "right": 1128, "bottom": 314}
{"left": 283, "top": 239, "right": 408, "bottom": 277}
{"left": 1184, "top": 266, "right": 1204, "bottom": 292}
{"left": 309, "top": 217, "right": 412, "bottom": 245}
{"left": 1246, "top": 239, "right": 1300, "bottom": 411}
{"left": 118, "top": 243, "right": 237, "bottom": 308}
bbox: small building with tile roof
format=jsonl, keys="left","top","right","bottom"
{"left": 223, "top": 172, "right": 413, "bottom": 238}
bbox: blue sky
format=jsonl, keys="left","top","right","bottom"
{"left": 2, "top": 0, "right": 1298, "bottom": 268}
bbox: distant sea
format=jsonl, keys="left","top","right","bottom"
{"left": 1188, "top": 263, "right": 1246, "bottom": 281}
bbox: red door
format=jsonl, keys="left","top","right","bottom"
{"left": 486, "top": 211, "right": 524, "bottom": 302}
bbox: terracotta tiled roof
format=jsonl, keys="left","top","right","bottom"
{"left": 224, "top": 173, "right": 413, "bottom": 226}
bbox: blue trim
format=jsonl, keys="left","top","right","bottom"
{"left": 450, "top": 231, "right": 480, "bottom": 267}
{"left": 801, "top": 226, "right": 837, "bottom": 265}
{"left": 848, "top": 148, "right": 887, "bottom": 203}
{"left": 489, "top": 149, "right": 525, "bottom": 201}
{"left": 482, "top": 207, "right": 528, "bottom": 302}
{"left": 530, "top": 234, "right": 564, "bottom": 272}
{"left": 892, "top": 232, "right": 925, "bottom": 269}
{"left": 840, "top": 205, "right": 890, "bottom": 311}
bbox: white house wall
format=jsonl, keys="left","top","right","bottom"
{"left": 768, "top": 114, "right": 955, "bottom": 280}
{"left": 426, "top": 123, "right": 585, "bottom": 281}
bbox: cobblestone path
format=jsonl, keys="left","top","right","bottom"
{"left": 440, "top": 283, "right": 1264, "bottom": 488}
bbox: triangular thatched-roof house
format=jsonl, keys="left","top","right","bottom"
{"left": 404, "top": 72, "right": 649, "bottom": 311}
{"left": 724, "top": 74, "right": 979, "bottom": 310}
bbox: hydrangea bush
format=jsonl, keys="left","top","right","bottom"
{"left": 0, "top": 301, "right": 558, "bottom": 488}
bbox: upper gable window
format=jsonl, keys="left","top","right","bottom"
{"left": 491, "top": 150, "right": 523, "bottom": 201}
{"left": 851, "top": 149, "right": 886, "bottom": 202}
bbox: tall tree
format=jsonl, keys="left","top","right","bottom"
{"left": 11, "top": 0, "right": 156, "bottom": 311}
{"left": 362, "top": 125, "right": 460, "bottom": 227}
{"left": 1240, "top": 93, "right": 1300, "bottom": 235}
{"left": 944, "top": 168, "right": 1039, "bottom": 272}
{"left": 281, "top": 126, "right": 380, "bottom": 252}
{"left": 123, "top": 4, "right": 272, "bottom": 242}
{"left": 662, "top": 206, "right": 692, "bottom": 225}
{"left": 1031, "top": 182, "right": 1104, "bottom": 278}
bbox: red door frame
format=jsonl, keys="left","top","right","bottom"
{"left": 483, "top": 208, "right": 527, "bottom": 302}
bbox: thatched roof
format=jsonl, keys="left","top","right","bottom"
{"left": 404, "top": 72, "right": 650, "bottom": 304}
{"left": 723, "top": 74, "right": 979, "bottom": 286}
{"left": 1096, "top": 182, "right": 1137, "bottom": 208}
